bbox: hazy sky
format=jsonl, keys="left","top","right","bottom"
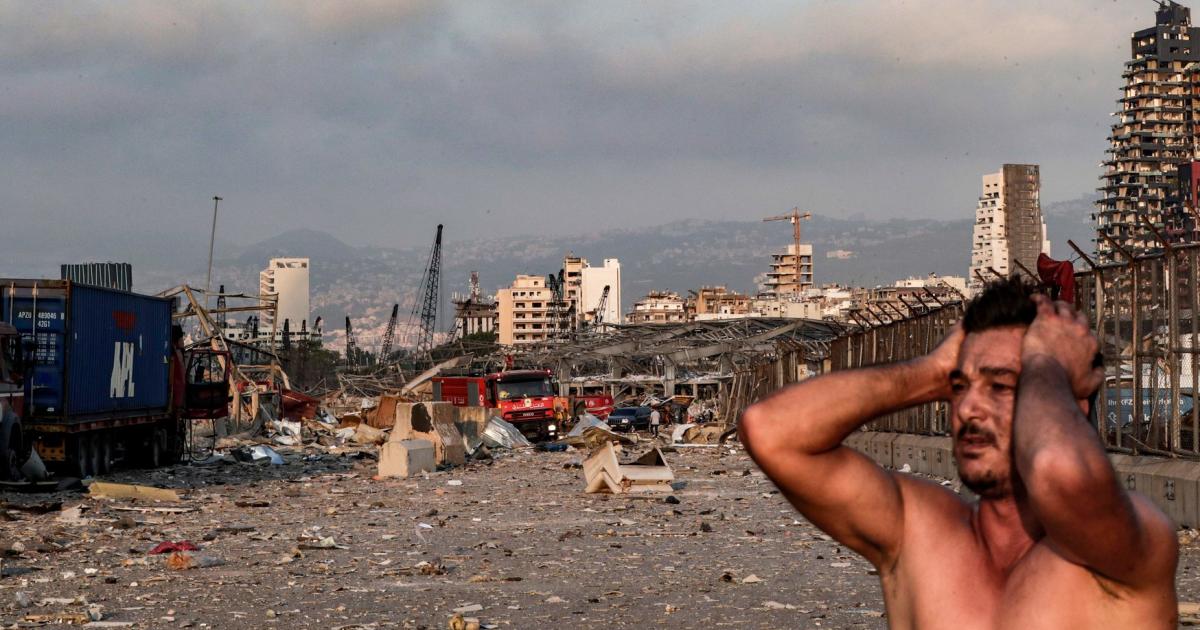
{"left": 0, "top": 0, "right": 1151, "bottom": 248}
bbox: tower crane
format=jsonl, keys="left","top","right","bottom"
{"left": 763, "top": 207, "right": 812, "bottom": 295}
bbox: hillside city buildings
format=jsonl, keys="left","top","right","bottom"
{"left": 1098, "top": 0, "right": 1200, "bottom": 260}
{"left": 968, "top": 164, "right": 1050, "bottom": 291}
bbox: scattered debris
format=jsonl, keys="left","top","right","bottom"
{"left": 148, "top": 541, "right": 199, "bottom": 555}
{"left": 481, "top": 417, "right": 532, "bottom": 450}
{"left": 88, "top": 482, "right": 181, "bottom": 503}
{"left": 583, "top": 442, "right": 674, "bottom": 494}
{"left": 165, "top": 552, "right": 225, "bottom": 570}
{"left": 250, "top": 445, "right": 285, "bottom": 465}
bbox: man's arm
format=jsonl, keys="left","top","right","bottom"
{"left": 1015, "top": 297, "right": 1177, "bottom": 586}
{"left": 739, "top": 327, "right": 961, "bottom": 569}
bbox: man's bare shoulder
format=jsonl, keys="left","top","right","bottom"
{"left": 891, "top": 471, "right": 975, "bottom": 517}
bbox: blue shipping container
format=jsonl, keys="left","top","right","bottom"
{"left": 0, "top": 279, "right": 171, "bottom": 420}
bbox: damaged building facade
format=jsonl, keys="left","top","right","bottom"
{"left": 1098, "top": 0, "right": 1200, "bottom": 260}
{"left": 968, "top": 164, "right": 1049, "bottom": 292}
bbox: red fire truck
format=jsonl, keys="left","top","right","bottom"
{"left": 431, "top": 369, "right": 613, "bottom": 442}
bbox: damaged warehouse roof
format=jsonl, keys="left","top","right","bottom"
{"left": 511, "top": 317, "right": 846, "bottom": 377}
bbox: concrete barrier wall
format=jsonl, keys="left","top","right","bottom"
{"left": 843, "top": 431, "right": 1200, "bottom": 528}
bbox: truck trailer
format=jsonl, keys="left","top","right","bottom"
{"left": 0, "top": 279, "right": 229, "bottom": 480}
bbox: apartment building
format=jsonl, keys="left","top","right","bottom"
{"left": 688, "top": 286, "right": 753, "bottom": 320}
{"left": 496, "top": 275, "right": 572, "bottom": 346}
{"left": 627, "top": 291, "right": 687, "bottom": 324}
{"left": 259, "top": 257, "right": 310, "bottom": 333}
{"left": 969, "top": 165, "right": 1049, "bottom": 291}
{"left": 580, "top": 258, "right": 622, "bottom": 327}
{"left": 760, "top": 243, "right": 814, "bottom": 296}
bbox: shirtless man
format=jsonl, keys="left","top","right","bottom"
{"left": 739, "top": 278, "right": 1178, "bottom": 628}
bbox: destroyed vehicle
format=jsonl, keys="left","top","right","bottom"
{"left": 607, "top": 406, "right": 653, "bottom": 433}
{"left": 0, "top": 280, "right": 232, "bottom": 480}
{"left": 432, "top": 369, "right": 612, "bottom": 442}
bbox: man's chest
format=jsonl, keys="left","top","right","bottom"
{"left": 889, "top": 538, "right": 1121, "bottom": 629}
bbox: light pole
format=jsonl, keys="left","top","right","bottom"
{"left": 205, "top": 196, "right": 222, "bottom": 311}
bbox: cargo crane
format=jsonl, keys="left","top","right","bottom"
{"left": 344, "top": 316, "right": 358, "bottom": 368}
{"left": 379, "top": 304, "right": 399, "bottom": 363}
{"left": 763, "top": 207, "right": 812, "bottom": 295}
{"left": 546, "top": 269, "right": 570, "bottom": 338}
{"left": 592, "top": 284, "right": 611, "bottom": 328}
{"left": 408, "top": 224, "right": 443, "bottom": 358}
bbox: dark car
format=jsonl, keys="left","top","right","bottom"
{"left": 608, "top": 406, "right": 653, "bottom": 432}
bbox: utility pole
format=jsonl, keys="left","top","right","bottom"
{"left": 763, "top": 207, "right": 812, "bottom": 295}
{"left": 205, "top": 196, "right": 222, "bottom": 310}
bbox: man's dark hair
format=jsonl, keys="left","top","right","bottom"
{"left": 962, "top": 276, "right": 1040, "bottom": 334}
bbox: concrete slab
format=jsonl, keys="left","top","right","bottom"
{"left": 378, "top": 439, "right": 436, "bottom": 479}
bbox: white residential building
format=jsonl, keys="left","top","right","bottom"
{"left": 259, "top": 257, "right": 311, "bottom": 334}
{"left": 580, "top": 258, "right": 622, "bottom": 327}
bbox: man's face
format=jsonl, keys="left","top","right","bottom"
{"left": 949, "top": 326, "right": 1025, "bottom": 498}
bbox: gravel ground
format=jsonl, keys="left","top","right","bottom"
{"left": 2, "top": 443, "right": 1199, "bottom": 629}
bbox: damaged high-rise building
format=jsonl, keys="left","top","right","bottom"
{"left": 968, "top": 164, "right": 1049, "bottom": 291}
{"left": 1098, "top": 0, "right": 1200, "bottom": 260}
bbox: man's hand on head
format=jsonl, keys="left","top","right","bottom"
{"left": 925, "top": 322, "right": 964, "bottom": 401}
{"left": 1022, "top": 294, "right": 1103, "bottom": 400}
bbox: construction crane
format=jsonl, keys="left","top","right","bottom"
{"left": 592, "top": 284, "right": 611, "bottom": 328}
{"left": 763, "top": 207, "right": 812, "bottom": 295}
{"left": 547, "top": 269, "right": 568, "bottom": 337}
{"left": 409, "top": 224, "right": 444, "bottom": 357}
{"left": 379, "top": 303, "right": 399, "bottom": 363}
{"left": 344, "top": 316, "right": 358, "bottom": 368}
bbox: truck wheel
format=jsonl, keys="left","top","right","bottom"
{"left": 165, "top": 422, "right": 184, "bottom": 465}
{"left": 147, "top": 428, "right": 164, "bottom": 469}
{"left": 0, "top": 412, "right": 25, "bottom": 482}
{"left": 67, "top": 434, "right": 91, "bottom": 478}
{"left": 94, "top": 433, "right": 112, "bottom": 476}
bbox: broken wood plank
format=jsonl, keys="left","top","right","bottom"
{"left": 88, "top": 482, "right": 181, "bottom": 503}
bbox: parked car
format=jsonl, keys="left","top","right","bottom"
{"left": 607, "top": 406, "right": 653, "bottom": 432}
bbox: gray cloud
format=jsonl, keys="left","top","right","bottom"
{"left": 0, "top": 0, "right": 1151, "bottom": 252}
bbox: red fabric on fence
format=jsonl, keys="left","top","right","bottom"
{"left": 1037, "top": 253, "right": 1076, "bottom": 303}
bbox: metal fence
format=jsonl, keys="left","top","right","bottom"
{"left": 1075, "top": 241, "right": 1200, "bottom": 457}
{"left": 828, "top": 304, "right": 962, "bottom": 435}
{"left": 729, "top": 241, "right": 1200, "bottom": 460}
{"left": 723, "top": 304, "right": 961, "bottom": 432}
